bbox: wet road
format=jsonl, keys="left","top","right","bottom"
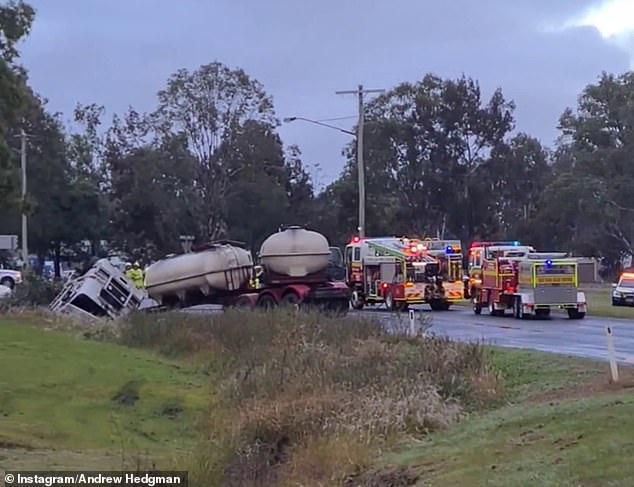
{"left": 356, "top": 305, "right": 634, "bottom": 364}
{"left": 179, "top": 302, "right": 634, "bottom": 364}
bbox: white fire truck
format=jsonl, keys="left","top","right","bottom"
{"left": 344, "top": 236, "right": 449, "bottom": 311}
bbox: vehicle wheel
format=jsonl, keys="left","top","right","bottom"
{"left": 514, "top": 297, "right": 521, "bottom": 319}
{"left": 281, "top": 292, "right": 301, "bottom": 307}
{"left": 612, "top": 299, "right": 620, "bottom": 306}
{"left": 0, "top": 277, "right": 14, "bottom": 289}
{"left": 257, "top": 294, "right": 277, "bottom": 310}
{"left": 385, "top": 292, "right": 397, "bottom": 311}
{"left": 535, "top": 308, "right": 550, "bottom": 319}
{"left": 568, "top": 309, "right": 585, "bottom": 320}
{"left": 350, "top": 290, "right": 364, "bottom": 310}
{"left": 473, "top": 297, "right": 482, "bottom": 315}
{"left": 233, "top": 296, "right": 253, "bottom": 310}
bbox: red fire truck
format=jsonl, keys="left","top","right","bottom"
{"left": 466, "top": 241, "right": 535, "bottom": 299}
{"left": 344, "top": 236, "right": 449, "bottom": 311}
{"left": 471, "top": 251, "right": 587, "bottom": 319}
{"left": 421, "top": 238, "right": 467, "bottom": 303}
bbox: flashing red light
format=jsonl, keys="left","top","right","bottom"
{"left": 351, "top": 236, "right": 361, "bottom": 244}
{"left": 382, "top": 283, "right": 389, "bottom": 288}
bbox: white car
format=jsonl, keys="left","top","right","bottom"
{"left": 0, "top": 284, "right": 12, "bottom": 299}
{"left": 0, "top": 269, "right": 22, "bottom": 289}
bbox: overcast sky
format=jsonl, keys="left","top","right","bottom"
{"left": 17, "top": 0, "right": 634, "bottom": 189}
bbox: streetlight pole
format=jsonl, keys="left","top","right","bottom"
{"left": 15, "top": 128, "right": 29, "bottom": 270}
{"left": 335, "top": 85, "right": 385, "bottom": 238}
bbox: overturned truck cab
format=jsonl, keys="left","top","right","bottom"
{"left": 50, "top": 259, "right": 145, "bottom": 320}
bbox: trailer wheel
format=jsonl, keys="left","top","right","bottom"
{"left": 233, "top": 296, "right": 254, "bottom": 310}
{"left": 257, "top": 294, "right": 277, "bottom": 310}
{"left": 567, "top": 309, "right": 585, "bottom": 319}
{"left": 535, "top": 308, "right": 550, "bottom": 319}
{"left": 281, "top": 292, "right": 301, "bottom": 307}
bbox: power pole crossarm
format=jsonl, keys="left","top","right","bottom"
{"left": 335, "top": 85, "right": 385, "bottom": 238}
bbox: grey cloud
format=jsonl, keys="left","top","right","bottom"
{"left": 18, "top": 0, "right": 632, "bottom": 182}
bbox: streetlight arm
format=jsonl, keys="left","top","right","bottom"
{"left": 283, "top": 116, "right": 355, "bottom": 136}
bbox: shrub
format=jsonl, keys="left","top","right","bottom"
{"left": 119, "top": 308, "right": 504, "bottom": 486}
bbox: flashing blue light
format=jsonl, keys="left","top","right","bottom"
{"left": 545, "top": 259, "right": 553, "bottom": 268}
{"left": 445, "top": 245, "right": 452, "bottom": 254}
{"left": 513, "top": 241, "right": 519, "bottom": 246}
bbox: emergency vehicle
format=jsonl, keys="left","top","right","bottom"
{"left": 466, "top": 241, "right": 535, "bottom": 299}
{"left": 344, "top": 236, "right": 449, "bottom": 311}
{"left": 612, "top": 271, "right": 634, "bottom": 306}
{"left": 421, "top": 238, "right": 467, "bottom": 302}
{"left": 471, "top": 251, "right": 586, "bottom": 319}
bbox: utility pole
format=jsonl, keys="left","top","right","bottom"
{"left": 19, "top": 128, "right": 29, "bottom": 270}
{"left": 335, "top": 84, "right": 384, "bottom": 238}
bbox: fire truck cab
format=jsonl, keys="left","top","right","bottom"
{"left": 421, "top": 238, "right": 467, "bottom": 303}
{"left": 467, "top": 241, "right": 534, "bottom": 299}
{"left": 472, "top": 252, "right": 587, "bottom": 319}
{"left": 344, "top": 236, "right": 448, "bottom": 311}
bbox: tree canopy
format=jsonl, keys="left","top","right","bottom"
{"left": 2, "top": 1, "right": 633, "bottom": 278}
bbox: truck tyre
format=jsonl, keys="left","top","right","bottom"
{"left": 0, "top": 277, "right": 14, "bottom": 289}
{"left": 233, "top": 296, "right": 253, "bottom": 310}
{"left": 257, "top": 294, "right": 277, "bottom": 310}
{"left": 567, "top": 309, "right": 585, "bottom": 320}
{"left": 385, "top": 292, "right": 397, "bottom": 311}
{"left": 513, "top": 297, "right": 521, "bottom": 319}
{"left": 350, "top": 290, "right": 364, "bottom": 310}
{"left": 535, "top": 308, "right": 550, "bottom": 319}
{"left": 281, "top": 292, "right": 301, "bottom": 307}
{"left": 473, "top": 297, "right": 482, "bottom": 315}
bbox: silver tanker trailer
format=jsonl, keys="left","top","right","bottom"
{"left": 144, "top": 226, "right": 351, "bottom": 313}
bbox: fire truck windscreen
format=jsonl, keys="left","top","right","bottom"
{"left": 409, "top": 262, "right": 438, "bottom": 282}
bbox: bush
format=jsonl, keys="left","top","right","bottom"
{"left": 2, "top": 272, "right": 63, "bottom": 309}
{"left": 119, "top": 308, "right": 504, "bottom": 486}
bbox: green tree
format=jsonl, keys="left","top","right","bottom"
{"left": 542, "top": 71, "right": 634, "bottom": 269}
{"left": 151, "top": 61, "right": 277, "bottom": 240}
{"left": 0, "top": 0, "right": 34, "bottom": 63}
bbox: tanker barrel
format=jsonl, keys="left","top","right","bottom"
{"left": 259, "top": 227, "right": 331, "bottom": 278}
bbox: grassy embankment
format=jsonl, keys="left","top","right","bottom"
{"left": 1, "top": 308, "right": 634, "bottom": 486}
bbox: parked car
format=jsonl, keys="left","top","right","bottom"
{"left": 0, "top": 268, "right": 22, "bottom": 289}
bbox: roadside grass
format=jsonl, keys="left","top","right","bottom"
{"left": 118, "top": 309, "right": 506, "bottom": 486}
{"left": 582, "top": 284, "right": 634, "bottom": 319}
{"left": 0, "top": 313, "right": 208, "bottom": 470}
{"left": 383, "top": 349, "right": 634, "bottom": 487}
{"left": 3, "top": 307, "right": 634, "bottom": 486}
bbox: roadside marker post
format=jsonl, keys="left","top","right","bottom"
{"left": 409, "top": 309, "right": 416, "bottom": 337}
{"left": 605, "top": 326, "right": 619, "bottom": 383}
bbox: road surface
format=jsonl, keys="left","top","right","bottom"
{"left": 180, "top": 302, "right": 634, "bottom": 364}
{"left": 357, "top": 305, "right": 634, "bottom": 364}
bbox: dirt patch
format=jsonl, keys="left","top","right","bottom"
{"left": 526, "top": 370, "right": 634, "bottom": 405}
{"left": 111, "top": 379, "right": 143, "bottom": 406}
